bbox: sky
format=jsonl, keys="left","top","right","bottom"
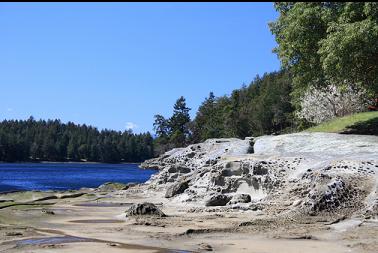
{"left": 0, "top": 2, "right": 280, "bottom": 133}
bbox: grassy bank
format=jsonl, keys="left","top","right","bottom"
{"left": 306, "top": 111, "right": 378, "bottom": 135}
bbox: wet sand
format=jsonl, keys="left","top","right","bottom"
{"left": 0, "top": 185, "right": 377, "bottom": 253}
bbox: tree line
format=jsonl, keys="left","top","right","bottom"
{"left": 153, "top": 71, "right": 294, "bottom": 154}
{"left": 0, "top": 117, "right": 154, "bottom": 163}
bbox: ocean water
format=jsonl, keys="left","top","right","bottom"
{"left": 0, "top": 163, "right": 157, "bottom": 192}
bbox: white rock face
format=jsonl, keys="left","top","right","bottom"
{"left": 141, "top": 133, "right": 378, "bottom": 217}
{"left": 254, "top": 132, "right": 378, "bottom": 160}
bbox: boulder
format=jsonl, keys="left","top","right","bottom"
{"left": 5, "top": 232, "right": 23, "bottom": 236}
{"left": 126, "top": 202, "right": 166, "bottom": 217}
{"left": 41, "top": 208, "right": 55, "bottom": 215}
{"left": 167, "top": 165, "right": 191, "bottom": 174}
{"left": 176, "top": 166, "right": 191, "bottom": 174}
{"left": 198, "top": 243, "right": 213, "bottom": 251}
{"left": 98, "top": 182, "right": 133, "bottom": 191}
{"left": 165, "top": 180, "right": 189, "bottom": 198}
{"left": 205, "top": 194, "right": 231, "bottom": 206}
{"left": 228, "top": 194, "right": 251, "bottom": 205}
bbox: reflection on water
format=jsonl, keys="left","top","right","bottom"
{"left": 13, "top": 235, "right": 193, "bottom": 252}
{"left": 69, "top": 219, "right": 124, "bottom": 223}
{"left": 74, "top": 202, "right": 132, "bottom": 207}
{"left": 16, "top": 236, "right": 93, "bottom": 245}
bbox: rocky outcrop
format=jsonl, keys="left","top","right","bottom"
{"left": 142, "top": 133, "right": 378, "bottom": 218}
{"left": 126, "top": 202, "right": 166, "bottom": 217}
{"left": 141, "top": 138, "right": 251, "bottom": 170}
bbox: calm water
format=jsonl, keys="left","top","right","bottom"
{"left": 0, "top": 163, "right": 157, "bottom": 192}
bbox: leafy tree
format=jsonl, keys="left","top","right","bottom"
{"left": 270, "top": 2, "right": 378, "bottom": 98}
{"left": 319, "top": 3, "right": 378, "bottom": 93}
{"left": 296, "top": 84, "right": 370, "bottom": 124}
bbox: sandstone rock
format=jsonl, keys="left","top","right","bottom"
{"left": 228, "top": 194, "right": 251, "bottom": 205}
{"left": 141, "top": 138, "right": 250, "bottom": 170}
{"left": 198, "top": 243, "right": 213, "bottom": 251}
{"left": 5, "top": 232, "right": 23, "bottom": 236}
{"left": 165, "top": 180, "right": 189, "bottom": 198}
{"left": 142, "top": 133, "right": 378, "bottom": 217}
{"left": 59, "top": 192, "right": 86, "bottom": 199}
{"left": 126, "top": 202, "right": 166, "bottom": 217}
{"left": 98, "top": 182, "right": 133, "bottom": 191}
{"left": 205, "top": 194, "right": 231, "bottom": 206}
{"left": 41, "top": 208, "right": 55, "bottom": 215}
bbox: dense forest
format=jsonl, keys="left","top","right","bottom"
{"left": 0, "top": 117, "right": 154, "bottom": 163}
{"left": 153, "top": 70, "right": 294, "bottom": 153}
{"left": 191, "top": 71, "right": 294, "bottom": 141}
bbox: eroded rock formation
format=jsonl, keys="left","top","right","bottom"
{"left": 141, "top": 133, "right": 378, "bottom": 218}
{"left": 126, "top": 202, "right": 166, "bottom": 217}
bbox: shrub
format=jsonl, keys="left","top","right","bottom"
{"left": 297, "top": 84, "right": 370, "bottom": 124}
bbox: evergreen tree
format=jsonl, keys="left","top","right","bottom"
{"left": 153, "top": 96, "right": 192, "bottom": 153}
{"left": 169, "top": 96, "right": 191, "bottom": 147}
{"left": 0, "top": 118, "right": 154, "bottom": 163}
{"left": 189, "top": 71, "right": 294, "bottom": 143}
{"left": 191, "top": 92, "right": 225, "bottom": 142}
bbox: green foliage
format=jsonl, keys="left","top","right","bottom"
{"left": 153, "top": 96, "right": 191, "bottom": 153}
{"left": 270, "top": 2, "right": 378, "bottom": 98}
{"left": 191, "top": 92, "right": 227, "bottom": 143}
{"left": 306, "top": 111, "right": 378, "bottom": 135}
{"left": 169, "top": 96, "right": 191, "bottom": 147}
{"left": 0, "top": 117, "right": 154, "bottom": 163}
{"left": 190, "top": 71, "right": 294, "bottom": 142}
{"left": 153, "top": 115, "right": 169, "bottom": 138}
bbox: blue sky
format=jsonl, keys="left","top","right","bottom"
{"left": 0, "top": 2, "right": 280, "bottom": 133}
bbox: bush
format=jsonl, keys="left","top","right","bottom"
{"left": 297, "top": 84, "right": 370, "bottom": 124}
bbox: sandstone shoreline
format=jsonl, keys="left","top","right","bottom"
{"left": 0, "top": 132, "right": 377, "bottom": 252}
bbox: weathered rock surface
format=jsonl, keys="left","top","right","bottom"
{"left": 98, "top": 182, "right": 132, "bottom": 191}
{"left": 141, "top": 138, "right": 251, "bottom": 171}
{"left": 228, "top": 194, "right": 251, "bottom": 205}
{"left": 126, "top": 202, "right": 166, "bottom": 217}
{"left": 205, "top": 194, "right": 232, "bottom": 206}
{"left": 142, "top": 133, "right": 378, "bottom": 218}
{"left": 165, "top": 180, "right": 189, "bottom": 198}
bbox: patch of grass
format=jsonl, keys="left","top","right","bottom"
{"left": 306, "top": 111, "right": 378, "bottom": 135}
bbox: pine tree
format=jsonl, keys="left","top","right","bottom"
{"left": 169, "top": 96, "right": 191, "bottom": 147}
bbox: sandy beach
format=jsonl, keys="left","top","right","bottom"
{"left": 1, "top": 133, "right": 377, "bottom": 253}
{"left": 0, "top": 183, "right": 376, "bottom": 253}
